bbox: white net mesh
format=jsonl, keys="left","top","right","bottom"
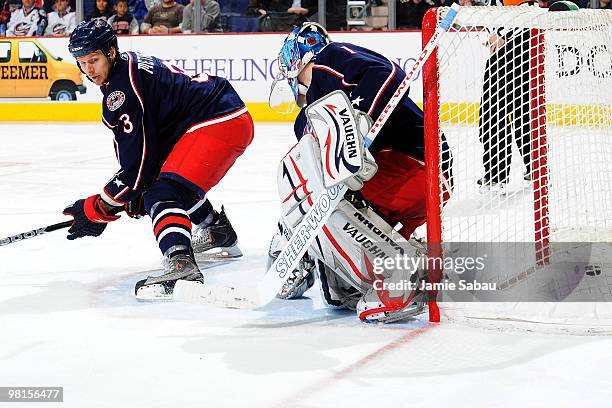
{"left": 424, "top": 6, "right": 612, "bottom": 333}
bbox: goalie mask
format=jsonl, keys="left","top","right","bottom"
{"left": 269, "top": 22, "right": 330, "bottom": 113}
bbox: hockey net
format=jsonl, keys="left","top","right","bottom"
{"left": 422, "top": 6, "right": 612, "bottom": 333}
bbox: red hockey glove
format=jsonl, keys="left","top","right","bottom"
{"left": 63, "top": 194, "right": 120, "bottom": 240}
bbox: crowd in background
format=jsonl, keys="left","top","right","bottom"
{"left": 0, "top": 0, "right": 610, "bottom": 37}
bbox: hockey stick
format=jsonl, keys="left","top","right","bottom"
{"left": 174, "top": 4, "right": 461, "bottom": 308}
{"left": 0, "top": 220, "right": 72, "bottom": 247}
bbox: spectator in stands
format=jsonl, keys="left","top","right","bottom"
{"left": 247, "top": 0, "right": 288, "bottom": 17}
{"left": 42, "top": 0, "right": 76, "bottom": 14}
{"left": 145, "top": 0, "right": 187, "bottom": 9}
{"left": 0, "top": 1, "right": 10, "bottom": 36}
{"left": 396, "top": 0, "right": 432, "bottom": 30}
{"left": 303, "top": 1, "right": 347, "bottom": 31}
{"left": 44, "top": 0, "right": 75, "bottom": 35}
{"left": 286, "top": 0, "right": 313, "bottom": 18}
{"left": 432, "top": 0, "right": 455, "bottom": 6}
{"left": 548, "top": 0, "right": 587, "bottom": 6}
{"left": 141, "top": 0, "right": 183, "bottom": 33}
{"left": 181, "top": 0, "right": 220, "bottom": 33}
{"left": 600, "top": 0, "right": 611, "bottom": 8}
{"left": 129, "top": 0, "right": 148, "bottom": 23}
{"left": 109, "top": 0, "right": 139, "bottom": 33}
{"left": 7, "top": 0, "right": 48, "bottom": 36}
{"left": 4, "top": 0, "right": 22, "bottom": 14}
{"left": 458, "top": 0, "right": 485, "bottom": 5}
{"left": 247, "top": 0, "right": 310, "bottom": 32}
{"left": 88, "top": 0, "right": 114, "bottom": 20}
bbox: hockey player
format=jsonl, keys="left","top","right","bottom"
{"left": 6, "top": 0, "right": 47, "bottom": 37}
{"left": 63, "top": 19, "right": 253, "bottom": 299}
{"left": 267, "top": 23, "right": 453, "bottom": 323}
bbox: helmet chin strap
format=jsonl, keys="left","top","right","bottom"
{"left": 296, "top": 83, "right": 309, "bottom": 107}
{"left": 298, "top": 83, "right": 309, "bottom": 96}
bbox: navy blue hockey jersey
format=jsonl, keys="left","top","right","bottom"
{"left": 294, "top": 42, "right": 426, "bottom": 161}
{"left": 99, "top": 51, "right": 246, "bottom": 206}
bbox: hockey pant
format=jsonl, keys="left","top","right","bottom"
{"left": 144, "top": 108, "right": 254, "bottom": 258}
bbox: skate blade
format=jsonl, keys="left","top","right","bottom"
{"left": 194, "top": 245, "right": 243, "bottom": 262}
{"left": 361, "top": 302, "right": 427, "bottom": 323}
{"left": 379, "top": 303, "right": 426, "bottom": 323}
{"left": 173, "top": 281, "right": 259, "bottom": 309}
{"left": 478, "top": 185, "right": 506, "bottom": 196}
{"left": 135, "top": 283, "right": 173, "bottom": 301}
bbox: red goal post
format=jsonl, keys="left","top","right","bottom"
{"left": 421, "top": 6, "right": 612, "bottom": 332}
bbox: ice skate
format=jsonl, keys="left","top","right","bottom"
{"left": 266, "top": 232, "right": 316, "bottom": 299}
{"left": 356, "top": 262, "right": 428, "bottom": 323}
{"left": 191, "top": 206, "right": 242, "bottom": 261}
{"left": 135, "top": 254, "right": 203, "bottom": 300}
{"left": 277, "top": 255, "right": 316, "bottom": 299}
{"left": 477, "top": 177, "right": 506, "bottom": 195}
{"left": 357, "top": 287, "right": 427, "bottom": 323}
{"left": 523, "top": 170, "right": 531, "bottom": 182}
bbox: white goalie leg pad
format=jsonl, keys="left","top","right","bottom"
{"left": 309, "top": 200, "right": 408, "bottom": 292}
{"left": 309, "top": 200, "right": 428, "bottom": 322}
{"left": 274, "top": 131, "right": 426, "bottom": 321}
{"left": 314, "top": 258, "right": 362, "bottom": 310}
{"left": 276, "top": 133, "right": 327, "bottom": 230}
{"left": 276, "top": 134, "right": 387, "bottom": 294}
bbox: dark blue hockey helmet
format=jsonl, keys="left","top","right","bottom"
{"left": 69, "top": 18, "right": 118, "bottom": 59}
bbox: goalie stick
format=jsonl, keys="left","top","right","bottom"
{"left": 174, "top": 4, "right": 462, "bottom": 314}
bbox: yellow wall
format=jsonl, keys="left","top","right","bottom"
{"left": 0, "top": 102, "right": 299, "bottom": 123}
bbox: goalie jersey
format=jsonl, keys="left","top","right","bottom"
{"left": 100, "top": 52, "right": 245, "bottom": 205}
{"left": 294, "top": 42, "right": 427, "bottom": 161}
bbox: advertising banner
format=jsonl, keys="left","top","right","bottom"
{"left": 0, "top": 31, "right": 424, "bottom": 122}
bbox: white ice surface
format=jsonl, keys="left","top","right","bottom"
{"left": 1, "top": 123, "right": 611, "bottom": 408}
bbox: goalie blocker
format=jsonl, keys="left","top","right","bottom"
{"left": 268, "top": 91, "right": 429, "bottom": 323}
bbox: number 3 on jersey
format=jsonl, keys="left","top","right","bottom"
{"left": 120, "top": 114, "right": 133, "bottom": 134}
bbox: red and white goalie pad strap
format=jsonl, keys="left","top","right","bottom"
{"left": 305, "top": 90, "right": 377, "bottom": 191}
